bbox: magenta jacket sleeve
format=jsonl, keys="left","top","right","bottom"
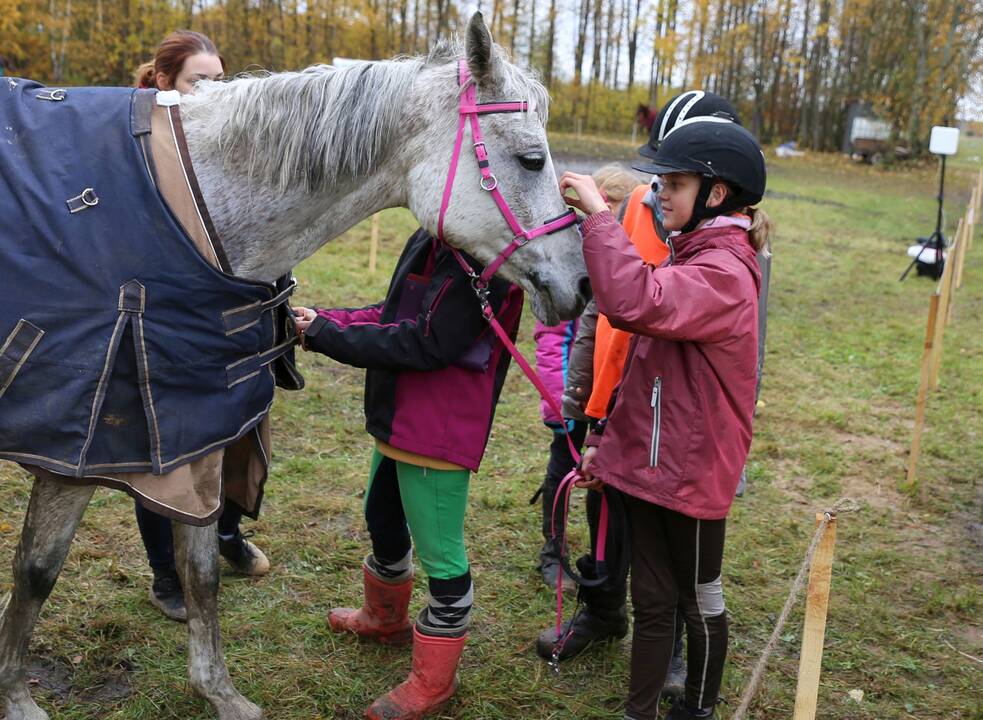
{"left": 580, "top": 211, "right": 753, "bottom": 344}
{"left": 314, "top": 303, "right": 384, "bottom": 328}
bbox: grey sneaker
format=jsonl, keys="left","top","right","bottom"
{"left": 218, "top": 530, "right": 270, "bottom": 576}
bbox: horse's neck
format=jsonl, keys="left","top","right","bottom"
{"left": 180, "top": 97, "right": 408, "bottom": 283}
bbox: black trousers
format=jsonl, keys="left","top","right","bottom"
{"left": 624, "top": 495, "right": 728, "bottom": 718}
{"left": 539, "top": 420, "right": 589, "bottom": 542}
{"left": 135, "top": 501, "right": 243, "bottom": 571}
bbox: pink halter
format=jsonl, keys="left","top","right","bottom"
{"left": 436, "top": 60, "right": 578, "bottom": 288}
{"left": 433, "top": 65, "right": 605, "bottom": 675}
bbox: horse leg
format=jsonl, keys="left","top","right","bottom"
{"left": 173, "top": 521, "right": 263, "bottom": 720}
{"left": 0, "top": 477, "right": 95, "bottom": 720}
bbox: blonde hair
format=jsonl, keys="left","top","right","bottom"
{"left": 745, "top": 206, "right": 773, "bottom": 255}
{"left": 592, "top": 164, "right": 639, "bottom": 204}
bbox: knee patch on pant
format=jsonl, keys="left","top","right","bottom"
{"left": 696, "top": 575, "right": 725, "bottom": 617}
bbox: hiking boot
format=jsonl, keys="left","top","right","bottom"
{"left": 218, "top": 529, "right": 270, "bottom": 576}
{"left": 149, "top": 567, "right": 187, "bottom": 622}
{"left": 665, "top": 699, "right": 716, "bottom": 719}
{"left": 538, "top": 541, "right": 576, "bottom": 594}
{"left": 329, "top": 560, "right": 414, "bottom": 646}
{"left": 535, "top": 604, "right": 628, "bottom": 661}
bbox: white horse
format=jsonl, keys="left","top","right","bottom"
{"left": 0, "top": 13, "right": 588, "bottom": 720}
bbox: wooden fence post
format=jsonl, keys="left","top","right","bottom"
{"left": 905, "top": 293, "right": 940, "bottom": 491}
{"left": 368, "top": 213, "right": 380, "bottom": 273}
{"left": 955, "top": 211, "right": 968, "bottom": 290}
{"left": 928, "top": 221, "right": 959, "bottom": 391}
{"left": 792, "top": 513, "right": 838, "bottom": 720}
{"left": 944, "top": 222, "right": 962, "bottom": 326}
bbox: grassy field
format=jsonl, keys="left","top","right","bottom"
{"left": 0, "top": 142, "right": 981, "bottom": 720}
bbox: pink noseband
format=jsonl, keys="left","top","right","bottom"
{"left": 436, "top": 60, "right": 577, "bottom": 288}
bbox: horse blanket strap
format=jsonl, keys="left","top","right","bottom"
{"left": 0, "top": 81, "right": 288, "bottom": 493}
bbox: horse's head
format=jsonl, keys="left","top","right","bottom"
{"left": 404, "top": 13, "right": 590, "bottom": 325}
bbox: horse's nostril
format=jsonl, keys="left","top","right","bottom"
{"left": 577, "top": 275, "right": 593, "bottom": 304}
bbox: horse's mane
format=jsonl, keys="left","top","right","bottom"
{"left": 186, "top": 40, "right": 549, "bottom": 194}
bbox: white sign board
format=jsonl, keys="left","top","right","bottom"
{"left": 929, "top": 126, "right": 959, "bottom": 156}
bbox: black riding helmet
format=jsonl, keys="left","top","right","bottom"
{"left": 641, "top": 118, "right": 767, "bottom": 233}
{"left": 637, "top": 90, "right": 741, "bottom": 160}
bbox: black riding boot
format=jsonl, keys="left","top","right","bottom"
{"left": 537, "top": 473, "right": 575, "bottom": 592}
{"left": 663, "top": 613, "right": 687, "bottom": 699}
{"left": 536, "top": 555, "right": 628, "bottom": 661}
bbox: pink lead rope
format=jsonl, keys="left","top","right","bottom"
{"left": 435, "top": 59, "right": 609, "bottom": 674}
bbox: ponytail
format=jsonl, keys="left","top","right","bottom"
{"left": 745, "top": 206, "right": 772, "bottom": 256}
{"left": 134, "top": 60, "right": 156, "bottom": 89}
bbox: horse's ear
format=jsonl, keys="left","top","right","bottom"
{"left": 465, "top": 12, "right": 494, "bottom": 86}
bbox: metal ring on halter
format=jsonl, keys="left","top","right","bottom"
{"left": 37, "top": 89, "right": 67, "bottom": 101}
{"left": 480, "top": 175, "right": 498, "bottom": 192}
{"left": 80, "top": 188, "right": 99, "bottom": 207}
{"left": 515, "top": 233, "right": 531, "bottom": 247}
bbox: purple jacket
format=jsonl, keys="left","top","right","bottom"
{"left": 533, "top": 319, "right": 578, "bottom": 426}
{"left": 581, "top": 212, "right": 761, "bottom": 520}
{"left": 304, "top": 230, "right": 523, "bottom": 471}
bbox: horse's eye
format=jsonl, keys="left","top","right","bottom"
{"left": 518, "top": 153, "right": 546, "bottom": 172}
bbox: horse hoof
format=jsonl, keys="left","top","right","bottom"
{"left": 214, "top": 696, "right": 263, "bottom": 720}
{"left": 4, "top": 685, "right": 50, "bottom": 720}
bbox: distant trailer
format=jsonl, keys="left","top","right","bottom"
{"left": 843, "top": 102, "right": 893, "bottom": 163}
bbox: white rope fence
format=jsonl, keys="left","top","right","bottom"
{"left": 731, "top": 497, "right": 860, "bottom": 720}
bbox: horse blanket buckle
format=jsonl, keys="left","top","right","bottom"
{"left": 37, "top": 88, "right": 67, "bottom": 102}
{"left": 66, "top": 187, "right": 99, "bottom": 214}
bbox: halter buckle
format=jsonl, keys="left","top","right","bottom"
{"left": 470, "top": 277, "right": 491, "bottom": 310}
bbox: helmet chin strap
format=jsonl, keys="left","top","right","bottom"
{"left": 680, "top": 176, "right": 742, "bottom": 234}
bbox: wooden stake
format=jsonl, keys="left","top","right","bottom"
{"left": 944, "top": 221, "right": 962, "bottom": 325}
{"left": 905, "top": 292, "right": 940, "bottom": 491}
{"left": 955, "top": 213, "right": 968, "bottom": 290}
{"left": 928, "top": 222, "right": 959, "bottom": 390}
{"left": 792, "top": 513, "right": 838, "bottom": 720}
{"left": 368, "top": 213, "right": 380, "bottom": 273}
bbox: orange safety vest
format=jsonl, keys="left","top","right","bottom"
{"left": 585, "top": 184, "right": 670, "bottom": 419}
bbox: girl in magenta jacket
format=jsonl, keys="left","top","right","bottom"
{"left": 559, "top": 120, "right": 772, "bottom": 720}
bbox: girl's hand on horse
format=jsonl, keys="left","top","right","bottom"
{"left": 559, "top": 172, "right": 609, "bottom": 216}
{"left": 575, "top": 446, "right": 604, "bottom": 491}
{"left": 292, "top": 306, "right": 317, "bottom": 334}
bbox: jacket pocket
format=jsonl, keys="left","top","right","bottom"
{"left": 423, "top": 276, "right": 454, "bottom": 337}
{"left": 649, "top": 377, "right": 662, "bottom": 467}
{"left": 0, "top": 320, "right": 45, "bottom": 400}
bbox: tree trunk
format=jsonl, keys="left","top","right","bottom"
{"left": 544, "top": 0, "right": 557, "bottom": 87}
{"left": 528, "top": 0, "right": 537, "bottom": 65}
{"left": 591, "top": 0, "right": 603, "bottom": 84}
{"left": 509, "top": 0, "right": 520, "bottom": 54}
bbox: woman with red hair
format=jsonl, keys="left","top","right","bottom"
{"left": 131, "top": 31, "right": 266, "bottom": 624}
{"left": 134, "top": 29, "right": 225, "bottom": 93}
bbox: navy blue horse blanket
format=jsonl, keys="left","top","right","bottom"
{"left": 0, "top": 80, "right": 292, "bottom": 494}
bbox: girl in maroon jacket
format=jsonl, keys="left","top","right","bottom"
{"left": 560, "top": 120, "right": 772, "bottom": 720}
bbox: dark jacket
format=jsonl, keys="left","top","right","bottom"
{"left": 304, "top": 230, "right": 523, "bottom": 471}
{"left": 581, "top": 212, "right": 761, "bottom": 520}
